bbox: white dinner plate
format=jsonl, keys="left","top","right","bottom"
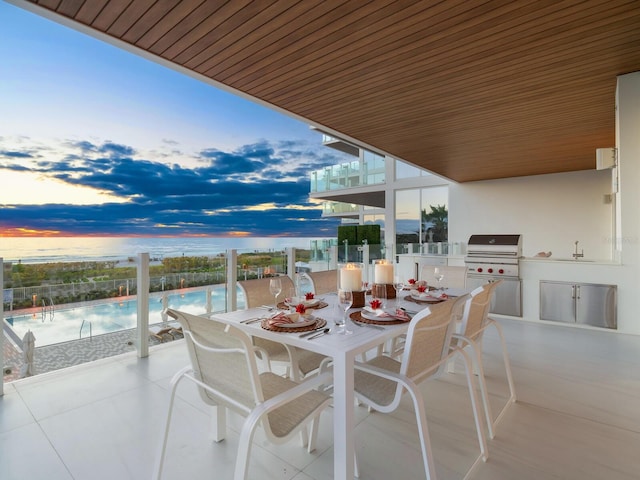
{"left": 286, "top": 298, "right": 320, "bottom": 308}
{"left": 360, "top": 309, "right": 402, "bottom": 322}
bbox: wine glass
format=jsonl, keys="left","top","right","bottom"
{"left": 393, "top": 276, "right": 404, "bottom": 308}
{"left": 335, "top": 289, "right": 353, "bottom": 335}
{"left": 269, "top": 277, "right": 282, "bottom": 309}
{"left": 434, "top": 267, "right": 444, "bottom": 291}
{"left": 372, "top": 284, "right": 387, "bottom": 310}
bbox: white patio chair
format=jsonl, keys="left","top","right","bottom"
{"left": 353, "top": 299, "right": 489, "bottom": 480}
{"left": 388, "top": 265, "right": 469, "bottom": 357}
{"left": 449, "top": 280, "right": 517, "bottom": 438}
{"left": 154, "top": 309, "right": 332, "bottom": 480}
{"left": 238, "top": 276, "right": 330, "bottom": 381}
{"left": 307, "top": 269, "right": 338, "bottom": 295}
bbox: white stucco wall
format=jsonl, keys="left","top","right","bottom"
{"left": 448, "top": 170, "right": 615, "bottom": 260}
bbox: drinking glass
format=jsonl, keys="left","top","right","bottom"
{"left": 434, "top": 267, "right": 444, "bottom": 290}
{"left": 269, "top": 277, "right": 282, "bottom": 309}
{"left": 393, "top": 276, "right": 404, "bottom": 308}
{"left": 372, "top": 284, "right": 387, "bottom": 309}
{"left": 335, "top": 289, "right": 353, "bottom": 335}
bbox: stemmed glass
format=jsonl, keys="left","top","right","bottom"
{"left": 335, "top": 289, "right": 353, "bottom": 335}
{"left": 393, "top": 276, "right": 404, "bottom": 308}
{"left": 269, "top": 277, "right": 282, "bottom": 309}
{"left": 372, "top": 284, "right": 387, "bottom": 310}
{"left": 434, "top": 267, "right": 444, "bottom": 291}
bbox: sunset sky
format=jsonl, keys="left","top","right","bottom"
{"left": 0, "top": 1, "right": 349, "bottom": 237}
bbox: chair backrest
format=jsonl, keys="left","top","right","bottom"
{"left": 459, "top": 280, "right": 503, "bottom": 339}
{"left": 307, "top": 270, "right": 338, "bottom": 295}
{"left": 166, "top": 308, "right": 262, "bottom": 413}
{"left": 238, "top": 275, "right": 295, "bottom": 309}
{"left": 401, "top": 298, "right": 457, "bottom": 384}
{"left": 420, "top": 265, "right": 468, "bottom": 289}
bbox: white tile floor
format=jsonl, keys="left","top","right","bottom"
{"left": 2, "top": 317, "right": 640, "bottom": 480}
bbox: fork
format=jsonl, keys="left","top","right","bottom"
{"left": 351, "top": 319, "right": 385, "bottom": 331}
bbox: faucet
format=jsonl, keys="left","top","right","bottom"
{"left": 572, "top": 241, "right": 584, "bottom": 260}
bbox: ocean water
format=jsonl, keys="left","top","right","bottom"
{"left": 0, "top": 236, "right": 333, "bottom": 264}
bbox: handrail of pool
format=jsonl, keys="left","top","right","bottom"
{"left": 79, "top": 319, "right": 93, "bottom": 341}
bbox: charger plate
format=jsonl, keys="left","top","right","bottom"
{"left": 350, "top": 311, "right": 408, "bottom": 326}
{"left": 261, "top": 317, "right": 326, "bottom": 333}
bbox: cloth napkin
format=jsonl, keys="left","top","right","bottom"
{"left": 413, "top": 291, "right": 449, "bottom": 300}
{"left": 267, "top": 312, "right": 302, "bottom": 327}
{"left": 363, "top": 307, "right": 411, "bottom": 321}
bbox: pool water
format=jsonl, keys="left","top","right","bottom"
{"left": 6, "top": 286, "right": 235, "bottom": 347}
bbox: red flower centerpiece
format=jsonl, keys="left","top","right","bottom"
{"left": 407, "top": 278, "right": 416, "bottom": 285}
{"left": 304, "top": 292, "right": 315, "bottom": 300}
{"left": 295, "top": 303, "right": 307, "bottom": 314}
{"left": 370, "top": 299, "right": 382, "bottom": 310}
{"left": 417, "top": 285, "right": 427, "bottom": 293}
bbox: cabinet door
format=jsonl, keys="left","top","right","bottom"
{"left": 540, "top": 281, "right": 575, "bottom": 323}
{"left": 576, "top": 284, "right": 617, "bottom": 329}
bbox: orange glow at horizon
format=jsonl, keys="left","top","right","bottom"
{"left": 0, "top": 227, "right": 63, "bottom": 237}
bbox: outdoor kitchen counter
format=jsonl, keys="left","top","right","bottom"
{"left": 518, "top": 258, "right": 623, "bottom": 328}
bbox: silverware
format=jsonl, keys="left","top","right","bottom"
{"left": 240, "top": 317, "right": 263, "bottom": 324}
{"left": 307, "top": 328, "right": 330, "bottom": 340}
{"left": 351, "top": 320, "right": 385, "bottom": 331}
{"left": 299, "top": 325, "right": 327, "bottom": 338}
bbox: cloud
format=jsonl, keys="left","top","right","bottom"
{"left": 0, "top": 136, "right": 348, "bottom": 236}
{"left": 0, "top": 150, "right": 34, "bottom": 158}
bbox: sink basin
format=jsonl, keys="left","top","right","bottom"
{"left": 548, "top": 258, "right": 595, "bottom": 262}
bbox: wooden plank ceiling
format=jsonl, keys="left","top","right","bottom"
{"left": 22, "top": 0, "right": 640, "bottom": 182}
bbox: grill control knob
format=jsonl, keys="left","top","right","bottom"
{"left": 499, "top": 269, "right": 505, "bottom": 274}
{"left": 488, "top": 268, "right": 494, "bottom": 273}
{"left": 477, "top": 267, "right": 483, "bottom": 273}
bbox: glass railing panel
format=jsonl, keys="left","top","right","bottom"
{"left": 1, "top": 241, "right": 342, "bottom": 380}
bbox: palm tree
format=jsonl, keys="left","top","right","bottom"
{"left": 421, "top": 204, "right": 448, "bottom": 243}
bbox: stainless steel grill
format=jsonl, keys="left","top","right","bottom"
{"left": 464, "top": 234, "right": 523, "bottom": 316}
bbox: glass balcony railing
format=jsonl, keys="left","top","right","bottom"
{"left": 1, "top": 244, "right": 345, "bottom": 383}
{"left": 322, "top": 201, "right": 360, "bottom": 215}
{"left": 310, "top": 151, "right": 386, "bottom": 193}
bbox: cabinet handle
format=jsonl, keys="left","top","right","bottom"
{"left": 575, "top": 284, "right": 580, "bottom": 300}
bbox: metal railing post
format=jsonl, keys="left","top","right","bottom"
{"left": 227, "top": 250, "right": 238, "bottom": 312}
{"left": 136, "top": 253, "right": 150, "bottom": 358}
{"left": 287, "top": 247, "right": 296, "bottom": 280}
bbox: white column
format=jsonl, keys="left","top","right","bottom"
{"left": 1, "top": 257, "right": 4, "bottom": 396}
{"left": 287, "top": 247, "right": 296, "bottom": 281}
{"left": 227, "top": 249, "right": 238, "bottom": 312}
{"left": 136, "top": 253, "right": 150, "bottom": 358}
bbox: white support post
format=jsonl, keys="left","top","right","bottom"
{"left": 136, "top": 253, "right": 150, "bottom": 358}
{"left": 360, "top": 244, "right": 370, "bottom": 285}
{"left": 227, "top": 250, "right": 238, "bottom": 312}
{"left": 329, "top": 245, "right": 338, "bottom": 270}
{"left": 1, "top": 257, "right": 4, "bottom": 396}
{"left": 287, "top": 247, "right": 296, "bottom": 281}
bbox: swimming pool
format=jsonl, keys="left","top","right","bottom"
{"left": 6, "top": 286, "right": 236, "bottom": 347}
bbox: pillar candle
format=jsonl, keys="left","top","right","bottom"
{"left": 340, "top": 264, "right": 362, "bottom": 291}
{"left": 374, "top": 261, "right": 394, "bottom": 284}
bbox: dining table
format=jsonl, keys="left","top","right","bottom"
{"left": 207, "top": 288, "right": 464, "bottom": 480}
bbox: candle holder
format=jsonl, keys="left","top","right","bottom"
{"left": 372, "top": 283, "right": 396, "bottom": 299}
{"left": 337, "top": 262, "right": 365, "bottom": 307}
